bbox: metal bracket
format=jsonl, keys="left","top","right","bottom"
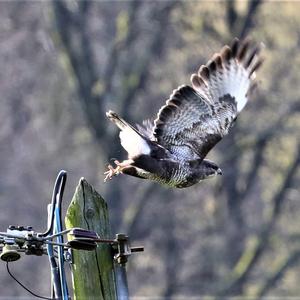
{"left": 113, "top": 233, "right": 144, "bottom": 266}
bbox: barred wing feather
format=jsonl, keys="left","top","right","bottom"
{"left": 152, "top": 38, "right": 262, "bottom": 160}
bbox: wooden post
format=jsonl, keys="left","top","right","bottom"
{"left": 65, "top": 178, "right": 117, "bottom": 300}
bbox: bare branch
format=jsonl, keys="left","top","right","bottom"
{"left": 53, "top": 1, "right": 105, "bottom": 142}
{"left": 226, "top": 0, "right": 238, "bottom": 32}
{"left": 121, "top": 183, "right": 156, "bottom": 235}
{"left": 119, "top": 2, "right": 181, "bottom": 119}
{"left": 257, "top": 250, "right": 300, "bottom": 298}
{"left": 102, "top": 0, "right": 142, "bottom": 98}
{"left": 239, "top": 0, "right": 263, "bottom": 38}
{"left": 219, "top": 143, "right": 300, "bottom": 295}
{"left": 238, "top": 100, "right": 300, "bottom": 200}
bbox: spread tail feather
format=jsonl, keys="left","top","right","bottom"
{"left": 106, "top": 110, "right": 137, "bottom": 132}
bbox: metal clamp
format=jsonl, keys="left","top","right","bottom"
{"left": 113, "top": 233, "right": 144, "bottom": 266}
{"left": 0, "top": 226, "right": 44, "bottom": 261}
{"left": 66, "top": 229, "right": 144, "bottom": 265}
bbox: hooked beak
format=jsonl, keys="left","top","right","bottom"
{"left": 216, "top": 168, "right": 222, "bottom": 175}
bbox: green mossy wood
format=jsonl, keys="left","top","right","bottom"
{"left": 65, "top": 178, "right": 117, "bottom": 300}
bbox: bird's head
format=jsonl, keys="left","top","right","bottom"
{"left": 201, "top": 159, "right": 222, "bottom": 178}
{"left": 190, "top": 159, "right": 222, "bottom": 182}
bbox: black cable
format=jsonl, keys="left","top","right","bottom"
{"left": 6, "top": 261, "right": 52, "bottom": 300}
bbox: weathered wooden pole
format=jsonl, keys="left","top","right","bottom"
{"left": 65, "top": 178, "right": 117, "bottom": 300}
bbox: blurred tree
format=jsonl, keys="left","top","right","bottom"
{"left": 0, "top": 1, "right": 300, "bottom": 299}
{"left": 52, "top": 1, "right": 180, "bottom": 230}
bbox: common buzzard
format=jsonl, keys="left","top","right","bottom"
{"left": 104, "top": 38, "right": 263, "bottom": 188}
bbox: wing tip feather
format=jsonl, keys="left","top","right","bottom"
{"left": 199, "top": 65, "right": 210, "bottom": 80}
{"left": 191, "top": 37, "right": 263, "bottom": 98}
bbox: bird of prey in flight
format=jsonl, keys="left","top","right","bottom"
{"left": 104, "top": 38, "right": 263, "bottom": 188}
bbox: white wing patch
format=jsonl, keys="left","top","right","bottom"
{"left": 224, "top": 61, "right": 249, "bottom": 113}
{"left": 119, "top": 128, "right": 151, "bottom": 158}
{"left": 106, "top": 110, "right": 151, "bottom": 158}
{"left": 191, "top": 38, "right": 262, "bottom": 114}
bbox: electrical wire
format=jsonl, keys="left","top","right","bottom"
{"left": 44, "top": 228, "right": 73, "bottom": 240}
{"left": 6, "top": 261, "right": 52, "bottom": 300}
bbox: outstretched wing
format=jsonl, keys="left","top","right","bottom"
{"left": 152, "top": 38, "right": 262, "bottom": 160}
{"left": 136, "top": 119, "right": 154, "bottom": 139}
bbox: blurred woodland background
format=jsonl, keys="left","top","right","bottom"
{"left": 0, "top": 1, "right": 300, "bottom": 299}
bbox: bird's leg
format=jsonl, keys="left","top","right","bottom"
{"left": 104, "top": 164, "right": 117, "bottom": 182}
{"left": 104, "top": 159, "right": 134, "bottom": 182}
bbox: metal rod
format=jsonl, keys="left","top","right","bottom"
{"left": 114, "top": 263, "right": 130, "bottom": 300}
{"left": 44, "top": 228, "right": 74, "bottom": 240}
{"left": 44, "top": 241, "right": 69, "bottom": 248}
{"left": 0, "top": 232, "right": 28, "bottom": 239}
